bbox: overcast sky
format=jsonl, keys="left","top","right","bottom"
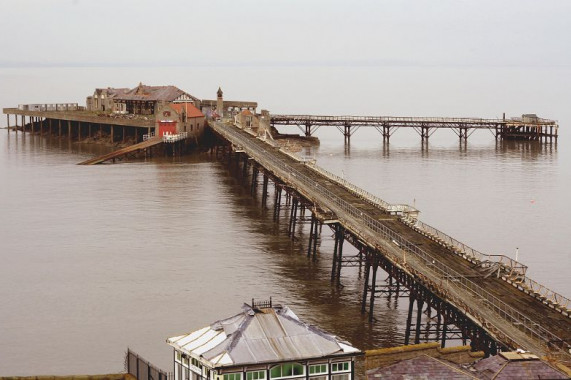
{"left": 1, "top": 0, "right": 570, "bottom": 67}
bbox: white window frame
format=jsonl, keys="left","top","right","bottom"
{"left": 331, "top": 362, "right": 350, "bottom": 373}
{"left": 223, "top": 373, "right": 242, "bottom": 380}
{"left": 269, "top": 363, "right": 306, "bottom": 379}
{"left": 308, "top": 364, "right": 328, "bottom": 376}
{"left": 246, "top": 370, "right": 266, "bottom": 380}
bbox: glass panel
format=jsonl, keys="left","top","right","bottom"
{"left": 270, "top": 366, "right": 281, "bottom": 379}
{"left": 292, "top": 364, "right": 304, "bottom": 376}
{"left": 332, "top": 362, "right": 350, "bottom": 373}
{"left": 309, "top": 364, "right": 327, "bottom": 375}
{"left": 283, "top": 363, "right": 293, "bottom": 376}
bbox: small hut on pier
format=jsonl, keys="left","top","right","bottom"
{"left": 167, "top": 301, "right": 361, "bottom": 380}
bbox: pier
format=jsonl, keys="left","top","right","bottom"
{"left": 210, "top": 119, "right": 570, "bottom": 363}
{"left": 3, "top": 106, "right": 154, "bottom": 144}
{"left": 270, "top": 114, "right": 559, "bottom": 145}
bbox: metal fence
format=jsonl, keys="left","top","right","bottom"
{"left": 18, "top": 103, "right": 80, "bottom": 112}
{"left": 126, "top": 348, "right": 171, "bottom": 380}
{"left": 213, "top": 121, "right": 570, "bottom": 357}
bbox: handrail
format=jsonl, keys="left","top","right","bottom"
{"left": 163, "top": 131, "right": 188, "bottom": 143}
{"left": 271, "top": 114, "right": 558, "bottom": 126}
{"left": 143, "top": 131, "right": 155, "bottom": 141}
{"left": 305, "top": 161, "right": 528, "bottom": 277}
{"left": 18, "top": 103, "right": 80, "bottom": 112}
{"left": 211, "top": 121, "right": 570, "bottom": 357}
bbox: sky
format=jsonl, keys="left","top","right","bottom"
{"left": 1, "top": 0, "right": 570, "bottom": 68}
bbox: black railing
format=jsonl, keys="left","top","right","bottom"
{"left": 126, "top": 348, "right": 172, "bottom": 380}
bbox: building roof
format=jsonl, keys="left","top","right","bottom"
{"left": 366, "top": 355, "right": 477, "bottom": 380}
{"left": 113, "top": 83, "right": 199, "bottom": 102}
{"left": 472, "top": 352, "right": 569, "bottom": 379}
{"left": 167, "top": 304, "right": 360, "bottom": 369}
{"left": 170, "top": 103, "right": 204, "bottom": 118}
{"left": 94, "top": 87, "right": 130, "bottom": 97}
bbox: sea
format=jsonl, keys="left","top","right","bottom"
{"left": 0, "top": 65, "right": 569, "bottom": 375}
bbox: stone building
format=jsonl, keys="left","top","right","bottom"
{"left": 86, "top": 83, "right": 199, "bottom": 115}
{"left": 155, "top": 102, "right": 205, "bottom": 138}
{"left": 167, "top": 301, "right": 361, "bottom": 380}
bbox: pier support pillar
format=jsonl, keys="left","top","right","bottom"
{"left": 335, "top": 226, "right": 345, "bottom": 284}
{"left": 404, "top": 296, "right": 415, "bottom": 345}
{"left": 368, "top": 257, "right": 378, "bottom": 322}
{"left": 304, "top": 122, "right": 312, "bottom": 137}
{"left": 78, "top": 121, "right": 81, "bottom": 141}
{"left": 414, "top": 298, "right": 424, "bottom": 344}
{"left": 262, "top": 174, "right": 269, "bottom": 208}
{"left": 331, "top": 224, "right": 340, "bottom": 282}
{"left": 68, "top": 120, "right": 72, "bottom": 140}
{"left": 6, "top": 114, "right": 10, "bottom": 132}
{"left": 273, "top": 186, "right": 282, "bottom": 221}
{"left": 251, "top": 164, "right": 258, "bottom": 195}
{"left": 361, "top": 254, "right": 371, "bottom": 313}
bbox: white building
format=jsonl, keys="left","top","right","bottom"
{"left": 167, "top": 301, "right": 361, "bottom": 380}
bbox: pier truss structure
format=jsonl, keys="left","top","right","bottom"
{"left": 210, "top": 120, "right": 570, "bottom": 364}
{"left": 270, "top": 114, "right": 559, "bottom": 145}
{"left": 3, "top": 107, "right": 191, "bottom": 163}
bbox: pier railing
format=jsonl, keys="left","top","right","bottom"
{"left": 304, "top": 161, "right": 528, "bottom": 277}
{"left": 143, "top": 132, "right": 155, "bottom": 141}
{"left": 213, "top": 121, "right": 570, "bottom": 356}
{"left": 18, "top": 103, "right": 80, "bottom": 112}
{"left": 163, "top": 131, "right": 188, "bottom": 143}
{"left": 271, "top": 114, "right": 559, "bottom": 126}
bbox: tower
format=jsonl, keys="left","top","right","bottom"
{"left": 216, "top": 87, "right": 224, "bottom": 117}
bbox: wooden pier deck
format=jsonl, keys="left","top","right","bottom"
{"left": 270, "top": 114, "right": 559, "bottom": 144}
{"left": 211, "top": 120, "right": 570, "bottom": 362}
{"left": 78, "top": 136, "right": 163, "bottom": 165}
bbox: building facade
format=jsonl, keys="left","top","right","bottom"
{"left": 155, "top": 102, "right": 205, "bottom": 138}
{"left": 86, "top": 83, "right": 199, "bottom": 115}
{"left": 167, "top": 302, "right": 361, "bottom": 380}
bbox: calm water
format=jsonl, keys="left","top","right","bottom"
{"left": 0, "top": 66, "right": 569, "bottom": 375}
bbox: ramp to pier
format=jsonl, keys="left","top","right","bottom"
{"left": 78, "top": 136, "right": 162, "bottom": 165}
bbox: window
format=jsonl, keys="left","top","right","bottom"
{"left": 175, "top": 351, "right": 182, "bottom": 362}
{"left": 331, "top": 375, "right": 350, "bottom": 380}
{"left": 308, "top": 364, "right": 327, "bottom": 375}
{"left": 246, "top": 371, "right": 265, "bottom": 380}
{"left": 331, "top": 362, "right": 350, "bottom": 373}
{"left": 182, "top": 356, "right": 189, "bottom": 366}
{"left": 223, "top": 374, "right": 241, "bottom": 380}
{"left": 270, "top": 363, "right": 305, "bottom": 378}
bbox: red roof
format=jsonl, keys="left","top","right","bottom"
{"left": 170, "top": 102, "right": 204, "bottom": 118}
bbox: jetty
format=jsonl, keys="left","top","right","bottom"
{"left": 210, "top": 119, "right": 570, "bottom": 364}
{"left": 271, "top": 114, "right": 559, "bottom": 144}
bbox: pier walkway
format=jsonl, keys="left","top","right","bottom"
{"left": 210, "top": 120, "right": 570, "bottom": 362}
{"left": 78, "top": 136, "right": 162, "bottom": 165}
{"left": 270, "top": 114, "right": 559, "bottom": 144}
